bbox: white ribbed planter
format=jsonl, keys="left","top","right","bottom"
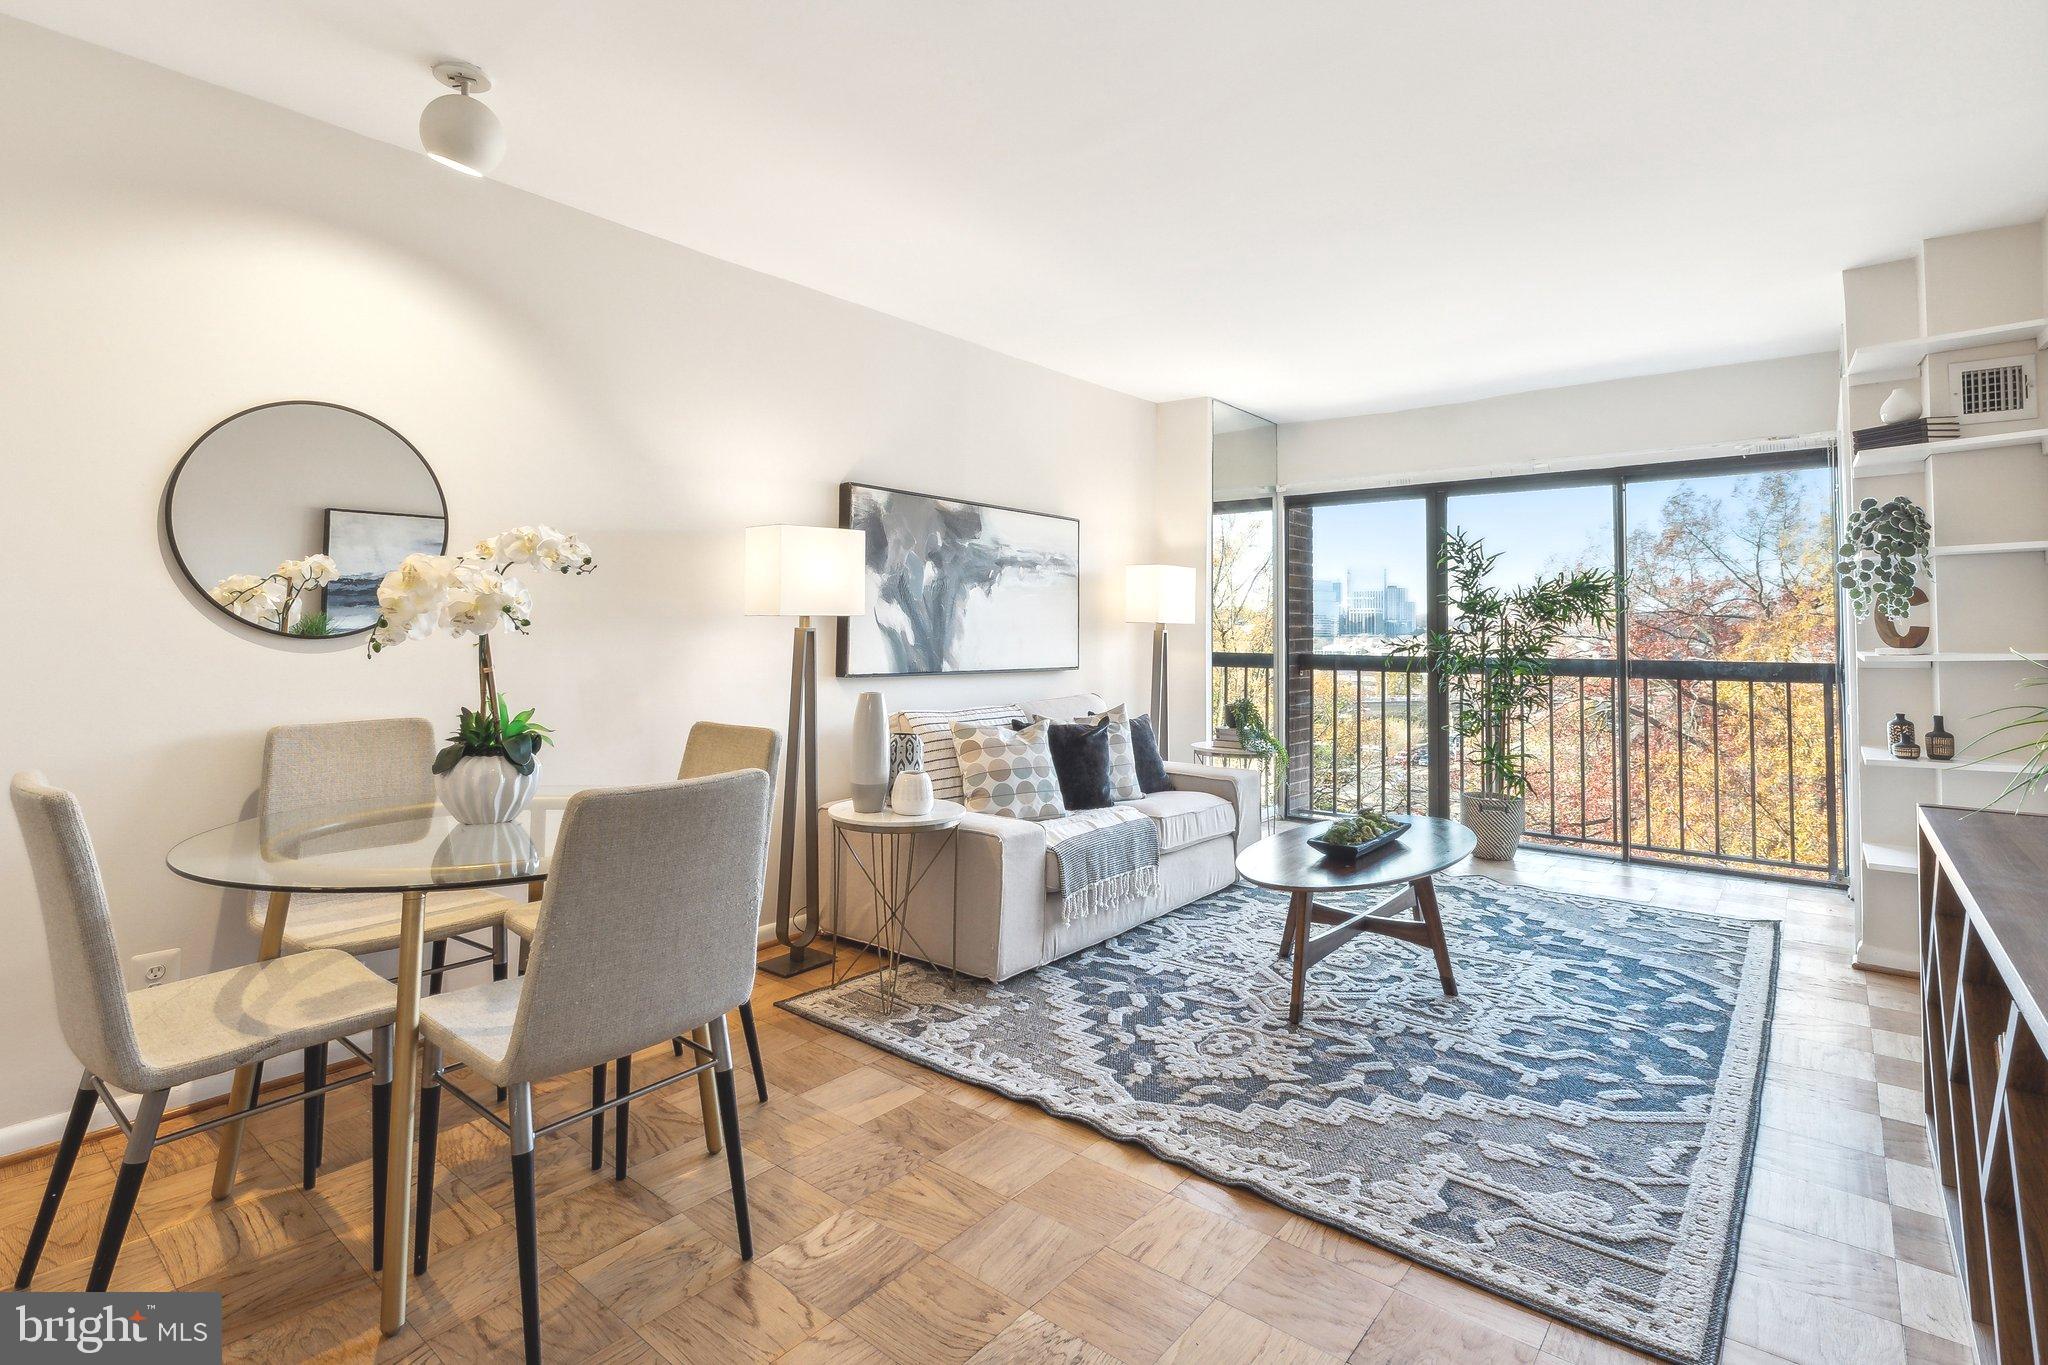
{"left": 1460, "top": 792, "right": 1526, "bottom": 861}
{"left": 437, "top": 754, "right": 539, "bottom": 825}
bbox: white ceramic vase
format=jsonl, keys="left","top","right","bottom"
{"left": 438, "top": 754, "right": 540, "bottom": 825}
{"left": 891, "top": 770, "right": 934, "bottom": 817}
{"left": 852, "top": 691, "right": 888, "bottom": 813}
{"left": 1879, "top": 386, "right": 1922, "bottom": 423}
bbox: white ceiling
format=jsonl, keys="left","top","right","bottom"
{"left": 9, "top": 1, "right": 2048, "bottom": 421}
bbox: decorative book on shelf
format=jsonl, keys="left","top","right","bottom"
{"left": 1853, "top": 417, "right": 1961, "bottom": 452}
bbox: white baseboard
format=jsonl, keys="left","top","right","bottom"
{"left": 1852, "top": 941, "right": 1921, "bottom": 976}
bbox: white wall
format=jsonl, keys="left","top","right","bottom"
{"left": 1279, "top": 352, "right": 1839, "bottom": 491}
{"left": 0, "top": 20, "right": 1159, "bottom": 1144}
{"left": 1152, "top": 399, "right": 1213, "bottom": 759}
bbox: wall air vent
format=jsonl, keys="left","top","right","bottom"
{"left": 1948, "top": 354, "right": 2037, "bottom": 425}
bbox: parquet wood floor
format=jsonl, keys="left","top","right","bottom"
{"left": 0, "top": 852, "right": 1965, "bottom": 1363}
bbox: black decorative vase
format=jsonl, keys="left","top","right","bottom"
{"left": 1888, "top": 712, "right": 1920, "bottom": 761}
{"left": 1927, "top": 715, "right": 1955, "bottom": 762}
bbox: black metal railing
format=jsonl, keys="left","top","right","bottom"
{"left": 1281, "top": 651, "right": 1844, "bottom": 882}
{"left": 1210, "top": 650, "right": 1278, "bottom": 731}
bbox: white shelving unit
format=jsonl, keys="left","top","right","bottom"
{"left": 1933, "top": 540, "right": 2048, "bottom": 558}
{"left": 1855, "top": 650, "right": 2047, "bottom": 666}
{"left": 1847, "top": 426, "right": 2048, "bottom": 476}
{"left": 1840, "top": 238, "right": 2048, "bottom": 972}
{"left": 1860, "top": 840, "right": 1917, "bottom": 876}
{"left": 1844, "top": 318, "right": 2048, "bottom": 383}
{"left": 1857, "top": 745, "right": 2025, "bottom": 773}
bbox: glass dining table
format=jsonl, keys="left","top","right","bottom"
{"left": 165, "top": 792, "right": 711, "bottom": 1336}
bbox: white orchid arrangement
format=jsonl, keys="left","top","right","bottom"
{"left": 212, "top": 554, "right": 340, "bottom": 635}
{"left": 367, "top": 526, "right": 595, "bottom": 770}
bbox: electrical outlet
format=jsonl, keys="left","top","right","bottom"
{"left": 129, "top": 948, "right": 179, "bottom": 990}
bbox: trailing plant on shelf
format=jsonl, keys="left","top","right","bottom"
{"left": 368, "top": 525, "right": 595, "bottom": 822}
{"left": 212, "top": 555, "right": 338, "bottom": 634}
{"left": 1220, "top": 696, "right": 1285, "bottom": 766}
{"left": 1836, "top": 495, "right": 1931, "bottom": 627}
{"left": 1398, "top": 530, "right": 1615, "bottom": 858}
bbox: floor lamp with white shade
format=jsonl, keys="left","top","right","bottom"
{"left": 1125, "top": 564, "right": 1198, "bottom": 754}
{"left": 746, "top": 524, "right": 868, "bottom": 977}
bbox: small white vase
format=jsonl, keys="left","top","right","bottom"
{"left": 852, "top": 691, "right": 888, "bottom": 813}
{"left": 1879, "top": 386, "right": 1922, "bottom": 423}
{"left": 438, "top": 755, "right": 539, "bottom": 825}
{"left": 891, "top": 770, "right": 934, "bottom": 817}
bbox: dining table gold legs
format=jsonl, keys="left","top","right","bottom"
{"left": 380, "top": 890, "right": 427, "bottom": 1334}
{"left": 210, "top": 890, "right": 292, "bottom": 1200}
{"left": 694, "top": 1026, "right": 721, "bottom": 1154}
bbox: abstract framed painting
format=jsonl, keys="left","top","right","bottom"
{"left": 837, "top": 482, "right": 1079, "bottom": 677}
{"left": 322, "top": 507, "right": 448, "bottom": 632}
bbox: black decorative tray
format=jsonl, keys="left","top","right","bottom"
{"left": 1307, "top": 816, "right": 1411, "bottom": 862}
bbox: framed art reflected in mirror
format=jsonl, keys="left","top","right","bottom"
{"left": 163, "top": 402, "right": 448, "bottom": 638}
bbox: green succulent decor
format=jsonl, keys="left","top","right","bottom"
{"left": 435, "top": 696, "right": 554, "bottom": 776}
{"left": 1836, "top": 495, "right": 1931, "bottom": 626}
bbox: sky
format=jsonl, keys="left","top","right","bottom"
{"left": 1314, "top": 468, "right": 1830, "bottom": 604}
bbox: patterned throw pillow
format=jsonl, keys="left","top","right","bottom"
{"left": 894, "top": 704, "right": 1028, "bottom": 800}
{"left": 954, "top": 720, "right": 1067, "bottom": 820}
{"left": 1082, "top": 705, "right": 1144, "bottom": 801}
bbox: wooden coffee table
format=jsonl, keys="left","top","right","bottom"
{"left": 1236, "top": 817, "right": 1475, "bottom": 1026}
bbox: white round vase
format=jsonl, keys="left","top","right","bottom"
{"left": 891, "top": 770, "right": 935, "bottom": 817}
{"left": 438, "top": 755, "right": 539, "bottom": 825}
{"left": 1879, "top": 386, "right": 1922, "bottom": 423}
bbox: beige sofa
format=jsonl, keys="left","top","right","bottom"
{"left": 823, "top": 692, "right": 1260, "bottom": 981}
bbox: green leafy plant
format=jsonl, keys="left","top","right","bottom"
{"left": 287, "top": 611, "right": 332, "bottom": 638}
{"left": 1965, "top": 652, "right": 2048, "bottom": 809}
{"left": 435, "top": 695, "right": 554, "bottom": 776}
{"left": 1836, "top": 495, "right": 1930, "bottom": 625}
{"left": 1221, "top": 697, "right": 1285, "bottom": 766}
{"left": 1399, "top": 530, "right": 1616, "bottom": 797}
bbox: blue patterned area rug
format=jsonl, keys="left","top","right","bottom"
{"left": 781, "top": 876, "right": 1778, "bottom": 1365}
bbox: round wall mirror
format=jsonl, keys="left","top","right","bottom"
{"left": 164, "top": 402, "right": 448, "bottom": 638}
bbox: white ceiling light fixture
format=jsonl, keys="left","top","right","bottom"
{"left": 418, "top": 60, "right": 503, "bottom": 178}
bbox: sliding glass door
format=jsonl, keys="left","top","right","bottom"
{"left": 1286, "top": 494, "right": 1430, "bottom": 817}
{"left": 1277, "top": 451, "right": 1842, "bottom": 882}
{"left": 1444, "top": 482, "right": 1620, "bottom": 851}
{"left": 1620, "top": 463, "right": 1839, "bottom": 874}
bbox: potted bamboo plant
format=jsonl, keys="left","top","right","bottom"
{"left": 1403, "top": 531, "right": 1615, "bottom": 860}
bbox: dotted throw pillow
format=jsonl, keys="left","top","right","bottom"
{"left": 953, "top": 719, "right": 1067, "bottom": 820}
{"left": 1082, "top": 705, "right": 1145, "bottom": 801}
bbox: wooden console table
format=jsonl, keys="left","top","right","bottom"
{"left": 1916, "top": 805, "right": 2048, "bottom": 1365}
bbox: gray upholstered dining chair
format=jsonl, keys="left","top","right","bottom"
{"left": 10, "top": 773, "right": 399, "bottom": 1293}
{"left": 503, "top": 721, "right": 781, "bottom": 1170}
{"left": 259, "top": 718, "right": 525, "bottom": 1172}
{"left": 412, "top": 772, "right": 771, "bottom": 1365}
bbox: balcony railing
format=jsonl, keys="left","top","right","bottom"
{"left": 1220, "top": 650, "right": 1844, "bottom": 882}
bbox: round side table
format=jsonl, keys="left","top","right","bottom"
{"left": 826, "top": 798, "right": 964, "bottom": 1006}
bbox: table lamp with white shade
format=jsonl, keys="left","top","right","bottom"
{"left": 746, "top": 524, "right": 867, "bottom": 977}
{"left": 1125, "top": 564, "right": 1198, "bottom": 753}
